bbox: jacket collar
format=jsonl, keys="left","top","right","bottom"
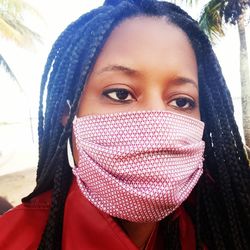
{"left": 62, "top": 178, "right": 139, "bottom": 250}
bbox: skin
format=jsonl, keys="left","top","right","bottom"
{"left": 72, "top": 16, "right": 199, "bottom": 249}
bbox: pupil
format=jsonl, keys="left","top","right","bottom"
{"left": 116, "top": 90, "right": 129, "bottom": 100}
{"left": 176, "top": 99, "right": 187, "bottom": 107}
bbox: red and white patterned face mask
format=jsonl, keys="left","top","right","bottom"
{"left": 72, "top": 111, "right": 205, "bottom": 222}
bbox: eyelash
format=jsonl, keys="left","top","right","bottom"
{"left": 102, "top": 88, "right": 196, "bottom": 110}
{"left": 102, "top": 88, "right": 135, "bottom": 103}
{"left": 169, "top": 97, "right": 196, "bottom": 110}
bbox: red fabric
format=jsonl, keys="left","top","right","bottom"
{"left": 0, "top": 178, "right": 200, "bottom": 249}
{"left": 0, "top": 192, "right": 51, "bottom": 250}
{"left": 177, "top": 206, "right": 196, "bottom": 250}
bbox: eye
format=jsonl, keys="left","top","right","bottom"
{"left": 102, "top": 88, "right": 135, "bottom": 103}
{"left": 169, "top": 97, "right": 196, "bottom": 110}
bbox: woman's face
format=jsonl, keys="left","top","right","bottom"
{"left": 77, "top": 16, "right": 200, "bottom": 119}
{"left": 72, "top": 16, "right": 200, "bottom": 162}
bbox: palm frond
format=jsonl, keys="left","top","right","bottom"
{"left": 0, "top": 54, "right": 23, "bottom": 91}
{"left": 0, "top": 0, "right": 42, "bottom": 20}
{"left": 0, "top": 0, "right": 42, "bottom": 47}
{"left": 198, "top": 0, "right": 225, "bottom": 41}
{"left": 0, "top": 14, "right": 41, "bottom": 47}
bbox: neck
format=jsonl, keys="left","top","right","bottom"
{"left": 117, "top": 219, "right": 157, "bottom": 249}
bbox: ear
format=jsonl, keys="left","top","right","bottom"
{"left": 62, "top": 100, "right": 79, "bottom": 165}
{"left": 61, "top": 100, "right": 71, "bottom": 127}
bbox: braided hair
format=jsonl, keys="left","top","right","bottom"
{"left": 22, "top": 0, "right": 250, "bottom": 249}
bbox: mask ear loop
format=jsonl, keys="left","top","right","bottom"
{"left": 65, "top": 99, "right": 76, "bottom": 169}
{"left": 67, "top": 137, "right": 76, "bottom": 169}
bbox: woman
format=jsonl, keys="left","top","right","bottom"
{"left": 1, "top": 0, "right": 250, "bottom": 249}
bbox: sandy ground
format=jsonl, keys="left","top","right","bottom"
{"left": 0, "top": 168, "right": 36, "bottom": 206}
{"left": 0, "top": 123, "right": 37, "bottom": 206}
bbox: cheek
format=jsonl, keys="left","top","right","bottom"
{"left": 77, "top": 89, "right": 104, "bottom": 116}
{"left": 194, "top": 108, "right": 201, "bottom": 120}
{"left": 77, "top": 78, "right": 118, "bottom": 116}
{"left": 79, "top": 99, "right": 121, "bottom": 116}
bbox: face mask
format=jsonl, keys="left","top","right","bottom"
{"left": 72, "top": 111, "right": 205, "bottom": 222}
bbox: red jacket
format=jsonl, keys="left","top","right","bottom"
{"left": 0, "top": 178, "right": 197, "bottom": 250}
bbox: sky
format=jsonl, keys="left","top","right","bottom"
{"left": 0, "top": 0, "right": 105, "bottom": 122}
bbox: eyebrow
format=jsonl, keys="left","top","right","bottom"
{"left": 97, "top": 64, "right": 140, "bottom": 76}
{"left": 170, "top": 77, "right": 198, "bottom": 89}
{"left": 97, "top": 64, "right": 198, "bottom": 88}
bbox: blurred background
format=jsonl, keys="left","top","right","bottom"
{"left": 0, "top": 0, "right": 249, "bottom": 207}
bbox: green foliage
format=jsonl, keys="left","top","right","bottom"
{"left": 220, "top": 0, "right": 250, "bottom": 24}
{"left": 0, "top": 0, "right": 41, "bottom": 46}
{"left": 172, "top": 0, "right": 250, "bottom": 40}
{"left": 199, "top": 0, "right": 224, "bottom": 40}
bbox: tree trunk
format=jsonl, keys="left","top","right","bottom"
{"left": 238, "top": 15, "right": 250, "bottom": 158}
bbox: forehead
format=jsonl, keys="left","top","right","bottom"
{"left": 91, "top": 16, "right": 197, "bottom": 77}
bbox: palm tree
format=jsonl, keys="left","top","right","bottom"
{"left": 0, "top": 0, "right": 42, "bottom": 142}
{"left": 173, "top": 0, "right": 250, "bottom": 156}
{"left": 0, "top": 0, "right": 41, "bottom": 86}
